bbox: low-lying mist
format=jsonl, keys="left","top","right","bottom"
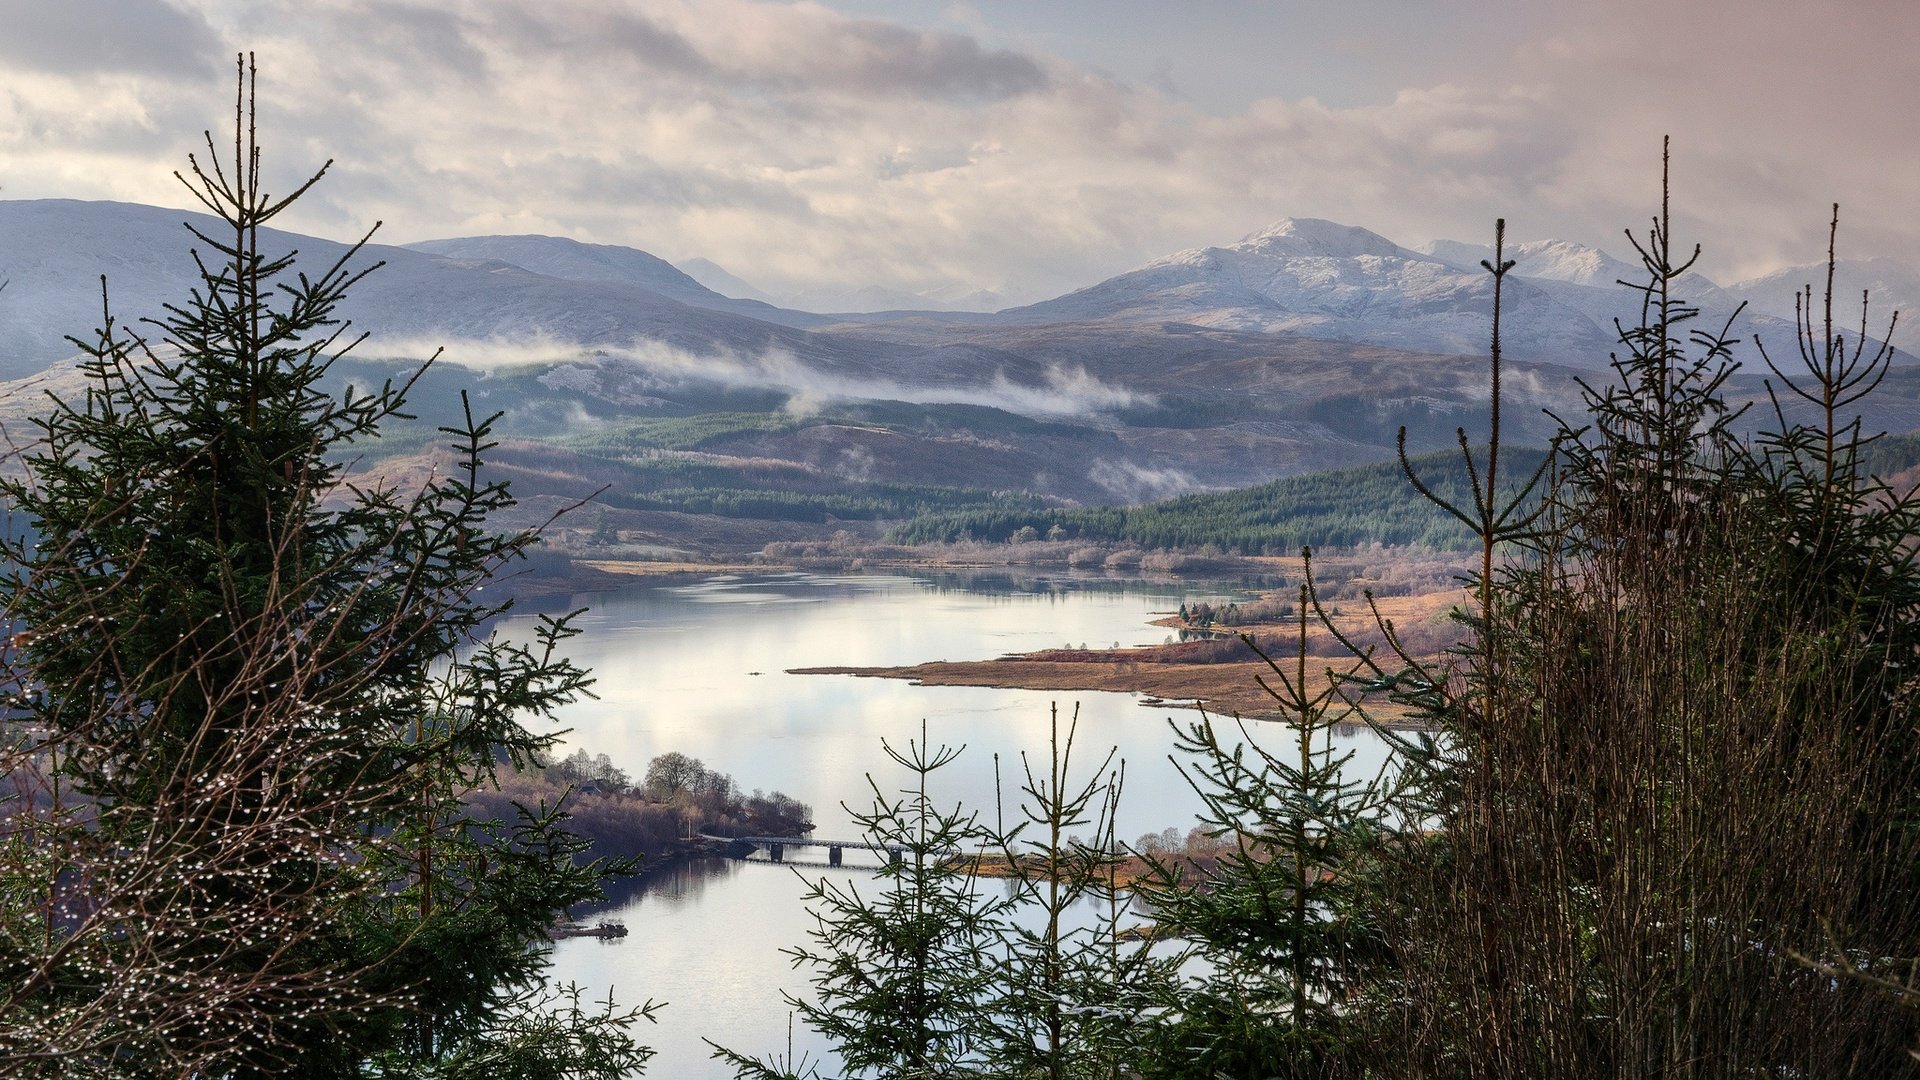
{"left": 364, "top": 333, "right": 1154, "bottom": 422}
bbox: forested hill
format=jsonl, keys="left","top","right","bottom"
{"left": 890, "top": 446, "right": 1553, "bottom": 553}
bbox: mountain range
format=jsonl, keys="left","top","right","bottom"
{"left": 1, "top": 198, "right": 1913, "bottom": 554}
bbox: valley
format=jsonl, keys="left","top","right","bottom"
{"left": 10, "top": 200, "right": 1917, "bottom": 585}
{"left": 12, "top": 200, "right": 1917, "bottom": 575}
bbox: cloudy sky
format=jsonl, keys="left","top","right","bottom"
{"left": 0, "top": 0, "right": 1914, "bottom": 304}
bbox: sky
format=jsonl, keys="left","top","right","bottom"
{"left": 0, "top": 0, "right": 1915, "bottom": 305}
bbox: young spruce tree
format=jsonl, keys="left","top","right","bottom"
{"left": 0, "top": 58, "right": 651, "bottom": 1077}
{"left": 1137, "top": 557, "right": 1404, "bottom": 1080}
{"left": 714, "top": 722, "right": 1010, "bottom": 1080}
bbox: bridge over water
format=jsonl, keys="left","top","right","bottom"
{"left": 703, "top": 834, "right": 940, "bottom": 866}
{"left": 739, "top": 835, "right": 907, "bottom": 866}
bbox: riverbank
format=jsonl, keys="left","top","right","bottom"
{"left": 556, "top": 537, "right": 1472, "bottom": 592}
{"left": 576, "top": 558, "right": 796, "bottom": 578}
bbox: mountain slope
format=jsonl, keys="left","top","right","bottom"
{"left": 0, "top": 199, "right": 865, "bottom": 377}
{"left": 406, "top": 234, "right": 826, "bottom": 328}
{"left": 1003, "top": 218, "right": 1618, "bottom": 367}
{"left": 676, "top": 256, "right": 777, "bottom": 303}
{"left": 1731, "top": 257, "right": 1919, "bottom": 326}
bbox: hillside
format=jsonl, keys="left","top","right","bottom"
{"left": 3, "top": 199, "right": 1914, "bottom": 559}
{"left": 891, "top": 445, "right": 1553, "bottom": 553}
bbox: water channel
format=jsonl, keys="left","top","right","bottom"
{"left": 515, "top": 571, "right": 1395, "bottom": 1076}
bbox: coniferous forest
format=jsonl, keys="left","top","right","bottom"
{"left": 3, "top": 61, "right": 1920, "bottom": 1080}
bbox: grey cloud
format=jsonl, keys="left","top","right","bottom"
{"left": 483, "top": 4, "right": 712, "bottom": 80}
{"left": 338, "top": 2, "right": 491, "bottom": 80}
{"left": 0, "top": 0, "right": 222, "bottom": 81}
{"left": 474, "top": 3, "right": 1043, "bottom": 102}
{"left": 780, "top": 17, "right": 1048, "bottom": 101}
{"left": 550, "top": 156, "right": 812, "bottom": 217}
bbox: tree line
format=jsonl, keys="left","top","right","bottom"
{"left": 890, "top": 445, "right": 1550, "bottom": 553}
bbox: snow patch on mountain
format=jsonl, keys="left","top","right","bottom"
{"left": 1418, "top": 236, "right": 1647, "bottom": 289}
{"left": 1007, "top": 217, "right": 1616, "bottom": 367}
{"left": 1232, "top": 218, "right": 1409, "bottom": 260}
{"left": 1731, "top": 257, "right": 1920, "bottom": 325}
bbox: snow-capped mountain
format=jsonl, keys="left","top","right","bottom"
{"left": 1418, "top": 235, "right": 1743, "bottom": 315}
{"left": 1003, "top": 218, "right": 1619, "bottom": 366}
{"left": 1420, "top": 236, "right": 1648, "bottom": 289}
{"left": 1731, "top": 257, "right": 1919, "bottom": 328}
{"left": 1413, "top": 232, "right": 1917, "bottom": 371}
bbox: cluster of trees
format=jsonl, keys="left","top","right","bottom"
{"left": 546, "top": 748, "right": 634, "bottom": 791}
{"left": 891, "top": 445, "right": 1549, "bottom": 552}
{"left": 633, "top": 750, "right": 812, "bottom": 837}
{"left": 588, "top": 461, "right": 1055, "bottom": 526}
{"left": 1179, "top": 598, "right": 1273, "bottom": 628}
{"left": 569, "top": 411, "right": 809, "bottom": 454}
{"left": 470, "top": 750, "right": 812, "bottom": 872}
{"left": 721, "top": 184, "right": 1920, "bottom": 1077}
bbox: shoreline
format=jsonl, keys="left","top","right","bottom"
{"left": 566, "top": 551, "right": 1460, "bottom": 730}
{"left": 791, "top": 654, "right": 1434, "bottom": 730}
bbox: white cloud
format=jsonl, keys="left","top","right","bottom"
{"left": 1086, "top": 459, "right": 1197, "bottom": 503}
{"left": 368, "top": 331, "right": 1149, "bottom": 419}
{"left": 0, "top": 0, "right": 1912, "bottom": 305}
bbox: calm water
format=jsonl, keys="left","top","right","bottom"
{"left": 512, "top": 572, "right": 1393, "bottom": 1077}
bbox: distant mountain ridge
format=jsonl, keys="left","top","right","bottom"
{"left": 675, "top": 257, "right": 777, "bottom": 304}
{"left": 673, "top": 256, "right": 1008, "bottom": 315}
{"left": 1001, "top": 217, "right": 1621, "bottom": 365}
{"left": 0, "top": 200, "right": 866, "bottom": 378}
{"left": 7, "top": 198, "right": 1907, "bottom": 380}
{"left": 403, "top": 234, "right": 827, "bottom": 329}
{"left": 1, "top": 197, "right": 1913, "bottom": 545}
{"left": 1732, "top": 257, "right": 1918, "bottom": 326}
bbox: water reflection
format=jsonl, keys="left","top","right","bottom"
{"left": 525, "top": 572, "right": 1392, "bottom": 1078}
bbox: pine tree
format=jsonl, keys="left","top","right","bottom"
{"left": 975, "top": 706, "right": 1177, "bottom": 1080}
{"left": 713, "top": 722, "right": 1011, "bottom": 1080}
{"left": 0, "top": 57, "right": 652, "bottom": 1077}
{"left": 1137, "top": 558, "right": 1402, "bottom": 1079}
